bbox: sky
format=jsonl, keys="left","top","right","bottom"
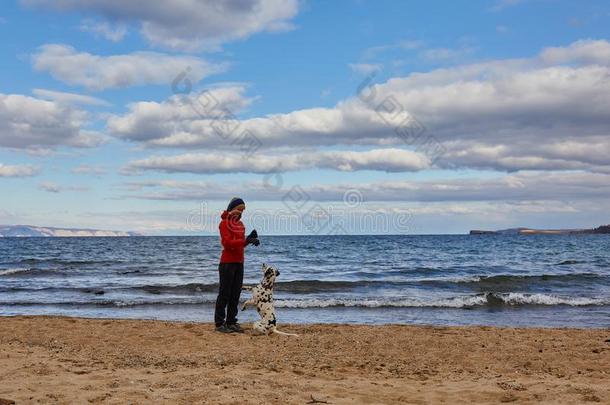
{"left": 1, "top": 0, "right": 610, "bottom": 235}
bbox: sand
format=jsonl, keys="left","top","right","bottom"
{"left": 0, "top": 316, "right": 609, "bottom": 404}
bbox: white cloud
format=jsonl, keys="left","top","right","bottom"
{"left": 0, "top": 163, "right": 40, "bottom": 178}
{"left": 0, "top": 93, "right": 104, "bottom": 151}
{"left": 32, "top": 88, "right": 111, "bottom": 107}
{"left": 539, "top": 39, "right": 610, "bottom": 66}
{"left": 23, "top": 0, "right": 299, "bottom": 52}
{"left": 38, "top": 182, "right": 61, "bottom": 193}
{"left": 122, "top": 148, "right": 431, "bottom": 175}
{"left": 108, "top": 39, "right": 610, "bottom": 174}
{"left": 109, "top": 82, "right": 419, "bottom": 149}
{"left": 440, "top": 137, "right": 610, "bottom": 173}
{"left": 79, "top": 18, "right": 127, "bottom": 42}
{"left": 38, "top": 181, "right": 89, "bottom": 193}
{"left": 32, "top": 44, "right": 228, "bottom": 90}
{"left": 107, "top": 85, "right": 256, "bottom": 143}
{"left": 120, "top": 171, "right": 610, "bottom": 203}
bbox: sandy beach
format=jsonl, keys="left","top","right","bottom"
{"left": 0, "top": 317, "right": 608, "bottom": 404}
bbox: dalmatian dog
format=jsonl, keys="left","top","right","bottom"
{"left": 242, "top": 263, "right": 298, "bottom": 337}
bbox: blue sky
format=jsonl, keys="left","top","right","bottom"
{"left": 1, "top": 0, "right": 610, "bottom": 235}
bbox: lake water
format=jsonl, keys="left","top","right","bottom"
{"left": 1, "top": 235, "right": 609, "bottom": 328}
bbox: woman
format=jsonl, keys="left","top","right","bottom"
{"left": 214, "top": 197, "right": 259, "bottom": 333}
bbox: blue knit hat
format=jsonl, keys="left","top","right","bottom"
{"left": 227, "top": 197, "right": 245, "bottom": 212}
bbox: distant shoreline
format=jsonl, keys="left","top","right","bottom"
{"left": 0, "top": 225, "right": 141, "bottom": 237}
{"left": 470, "top": 224, "right": 610, "bottom": 235}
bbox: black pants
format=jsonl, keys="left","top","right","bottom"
{"left": 214, "top": 262, "right": 244, "bottom": 327}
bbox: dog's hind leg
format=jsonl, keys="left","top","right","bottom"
{"left": 252, "top": 321, "right": 266, "bottom": 335}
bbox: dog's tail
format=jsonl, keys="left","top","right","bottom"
{"left": 272, "top": 329, "right": 298, "bottom": 337}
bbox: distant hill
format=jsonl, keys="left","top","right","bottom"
{"left": 0, "top": 225, "right": 141, "bottom": 237}
{"left": 470, "top": 225, "right": 610, "bottom": 235}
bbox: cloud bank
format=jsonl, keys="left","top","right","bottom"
{"left": 121, "top": 171, "right": 610, "bottom": 203}
{"left": 108, "top": 39, "right": 610, "bottom": 174}
{"left": 23, "top": 0, "right": 300, "bottom": 51}
{"left": 122, "top": 149, "right": 431, "bottom": 175}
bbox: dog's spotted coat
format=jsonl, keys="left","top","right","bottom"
{"left": 242, "top": 263, "right": 297, "bottom": 336}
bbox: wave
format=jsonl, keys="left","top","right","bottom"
{"left": 274, "top": 296, "right": 489, "bottom": 309}
{"left": 274, "top": 293, "right": 609, "bottom": 308}
{"left": 2, "top": 272, "right": 608, "bottom": 294}
{"left": 140, "top": 274, "right": 609, "bottom": 294}
{"left": 80, "top": 280, "right": 403, "bottom": 295}
{"left": 0, "top": 267, "right": 69, "bottom": 278}
{"left": 138, "top": 283, "right": 217, "bottom": 295}
{"left": 272, "top": 279, "right": 401, "bottom": 293}
{"left": 15, "top": 258, "right": 119, "bottom": 266}
{"left": 490, "top": 292, "right": 605, "bottom": 306}
{"left": 452, "top": 273, "right": 607, "bottom": 285}
{"left": 283, "top": 274, "right": 609, "bottom": 291}
{"left": 1, "top": 292, "right": 607, "bottom": 308}
{"left": 0, "top": 268, "right": 34, "bottom": 276}
{"left": 0, "top": 278, "right": 507, "bottom": 294}
{"left": 557, "top": 260, "right": 585, "bottom": 265}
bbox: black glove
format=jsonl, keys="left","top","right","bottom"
{"left": 246, "top": 229, "right": 260, "bottom": 246}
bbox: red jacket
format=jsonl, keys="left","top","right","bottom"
{"left": 219, "top": 210, "right": 247, "bottom": 263}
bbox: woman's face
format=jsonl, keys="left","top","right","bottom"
{"left": 230, "top": 204, "right": 245, "bottom": 216}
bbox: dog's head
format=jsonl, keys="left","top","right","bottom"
{"left": 261, "top": 263, "right": 280, "bottom": 288}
